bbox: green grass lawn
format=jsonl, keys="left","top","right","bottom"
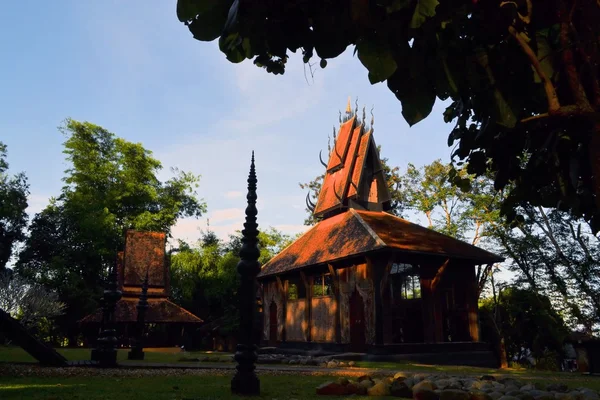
{"left": 0, "top": 346, "right": 232, "bottom": 364}
{"left": 2, "top": 372, "right": 600, "bottom": 400}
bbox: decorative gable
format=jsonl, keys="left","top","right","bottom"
{"left": 311, "top": 101, "right": 392, "bottom": 220}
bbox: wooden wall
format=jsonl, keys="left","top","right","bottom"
{"left": 262, "top": 280, "right": 284, "bottom": 342}
{"left": 311, "top": 297, "right": 336, "bottom": 342}
{"left": 338, "top": 262, "right": 375, "bottom": 345}
{"left": 286, "top": 300, "right": 307, "bottom": 341}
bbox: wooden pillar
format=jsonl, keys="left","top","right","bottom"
{"left": 420, "top": 262, "right": 445, "bottom": 343}
{"left": 300, "top": 271, "right": 311, "bottom": 342}
{"left": 367, "top": 255, "right": 387, "bottom": 346}
{"left": 276, "top": 277, "right": 287, "bottom": 342}
{"left": 328, "top": 264, "right": 342, "bottom": 344}
{"left": 466, "top": 265, "right": 480, "bottom": 342}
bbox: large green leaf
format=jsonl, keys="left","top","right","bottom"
{"left": 356, "top": 38, "right": 398, "bottom": 84}
{"left": 177, "top": 0, "right": 218, "bottom": 22}
{"left": 533, "top": 29, "right": 555, "bottom": 84}
{"left": 410, "top": 0, "right": 439, "bottom": 29}
{"left": 386, "top": 41, "right": 436, "bottom": 126}
{"left": 187, "top": 0, "right": 233, "bottom": 42}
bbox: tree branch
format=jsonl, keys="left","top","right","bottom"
{"left": 508, "top": 26, "right": 560, "bottom": 114}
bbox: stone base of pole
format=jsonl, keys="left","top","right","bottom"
{"left": 231, "top": 344, "right": 260, "bottom": 396}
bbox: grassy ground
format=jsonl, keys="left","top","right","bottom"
{"left": 1, "top": 367, "right": 600, "bottom": 400}
{"left": 0, "top": 346, "right": 232, "bottom": 364}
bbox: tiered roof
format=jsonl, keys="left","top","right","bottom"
{"left": 259, "top": 100, "right": 503, "bottom": 279}
{"left": 312, "top": 103, "right": 392, "bottom": 219}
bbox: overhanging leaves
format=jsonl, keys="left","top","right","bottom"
{"left": 356, "top": 38, "right": 398, "bottom": 84}
{"left": 410, "top": 0, "right": 439, "bottom": 29}
{"left": 187, "top": 0, "right": 233, "bottom": 42}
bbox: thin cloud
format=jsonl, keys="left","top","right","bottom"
{"left": 224, "top": 191, "right": 243, "bottom": 199}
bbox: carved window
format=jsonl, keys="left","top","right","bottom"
{"left": 390, "top": 263, "right": 421, "bottom": 302}
{"left": 313, "top": 273, "right": 333, "bottom": 297}
{"left": 285, "top": 278, "right": 305, "bottom": 300}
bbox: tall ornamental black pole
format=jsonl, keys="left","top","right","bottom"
{"left": 91, "top": 257, "right": 122, "bottom": 367}
{"left": 128, "top": 272, "right": 149, "bottom": 360}
{"left": 231, "top": 151, "right": 261, "bottom": 396}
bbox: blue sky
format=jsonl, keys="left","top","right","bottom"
{"left": 1, "top": 1, "right": 456, "bottom": 246}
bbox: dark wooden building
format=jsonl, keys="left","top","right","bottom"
{"left": 80, "top": 230, "right": 203, "bottom": 347}
{"left": 257, "top": 106, "right": 503, "bottom": 362}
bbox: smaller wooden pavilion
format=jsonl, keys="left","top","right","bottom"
{"left": 80, "top": 230, "right": 203, "bottom": 347}
{"left": 257, "top": 103, "right": 503, "bottom": 360}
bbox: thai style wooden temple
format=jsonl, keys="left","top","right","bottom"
{"left": 80, "top": 230, "right": 203, "bottom": 347}
{"left": 257, "top": 103, "right": 503, "bottom": 363}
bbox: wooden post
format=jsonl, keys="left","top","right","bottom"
{"left": 328, "top": 264, "right": 342, "bottom": 344}
{"left": 300, "top": 271, "right": 311, "bottom": 342}
{"left": 367, "top": 256, "right": 385, "bottom": 346}
{"left": 467, "top": 264, "right": 480, "bottom": 342}
{"left": 276, "top": 276, "right": 287, "bottom": 342}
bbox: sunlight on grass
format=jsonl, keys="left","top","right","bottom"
{"left": 0, "top": 383, "right": 85, "bottom": 390}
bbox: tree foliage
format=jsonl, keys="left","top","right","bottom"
{"left": 0, "top": 142, "right": 29, "bottom": 271}
{"left": 177, "top": 0, "right": 600, "bottom": 233}
{"left": 491, "top": 205, "right": 600, "bottom": 333}
{"left": 169, "top": 226, "right": 295, "bottom": 336}
{"left": 16, "top": 119, "right": 206, "bottom": 343}
{"left": 480, "top": 286, "right": 569, "bottom": 368}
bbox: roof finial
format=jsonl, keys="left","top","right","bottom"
{"left": 370, "top": 105, "right": 375, "bottom": 129}
{"left": 327, "top": 135, "right": 331, "bottom": 152}
{"left": 319, "top": 150, "right": 327, "bottom": 168}
{"left": 332, "top": 126, "right": 337, "bottom": 143}
{"left": 346, "top": 97, "right": 352, "bottom": 114}
{"left": 338, "top": 110, "right": 342, "bottom": 124}
{"left": 354, "top": 97, "right": 359, "bottom": 117}
{"left": 362, "top": 106, "right": 366, "bottom": 126}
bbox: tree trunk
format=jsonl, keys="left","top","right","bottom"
{"left": 498, "top": 337, "right": 509, "bottom": 369}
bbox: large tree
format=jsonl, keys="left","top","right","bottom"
{"left": 0, "top": 142, "right": 29, "bottom": 271}
{"left": 16, "top": 119, "right": 206, "bottom": 343}
{"left": 176, "top": 0, "right": 600, "bottom": 233}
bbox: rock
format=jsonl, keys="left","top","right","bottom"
{"left": 505, "top": 386, "right": 521, "bottom": 394}
{"left": 522, "top": 385, "right": 536, "bottom": 392}
{"left": 288, "top": 360, "right": 297, "bottom": 365}
{"left": 337, "top": 377, "right": 350, "bottom": 386}
{"left": 394, "top": 372, "right": 409, "bottom": 381}
{"left": 580, "top": 392, "right": 599, "bottom": 400}
{"left": 346, "top": 383, "right": 360, "bottom": 395}
{"left": 491, "top": 383, "right": 506, "bottom": 392}
{"left": 498, "top": 379, "right": 522, "bottom": 388}
{"left": 529, "top": 390, "right": 554, "bottom": 400}
{"left": 488, "top": 392, "right": 504, "bottom": 400}
{"left": 391, "top": 380, "right": 413, "bottom": 398}
{"left": 368, "top": 381, "right": 391, "bottom": 396}
{"left": 547, "top": 385, "right": 569, "bottom": 393}
{"left": 514, "top": 393, "right": 535, "bottom": 400}
{"left": 357, "top": 374, "right": 372, "bottom": 382}
{"left": 470, "top": 391, "right": 493, "bottom": 400}
{"left": 316, "top": 381, "right": 347, "bottom": 396}
{"left": 440, "top": 389, "right": 470, "bottom": 400}
{"left": 414, "top": 389, "right": 440, "bottom": 400}
{"left": 436, "top": 380, "right": 453, "bottom": 390}
{"left": 555, "top": 394, "right": 577, "bottom": 400}
{"left": 348, "top": 361, "right": 356, "bottom": 367}
{"left": 326, "top": 360, "right": 337, "bottom": 368}
{"left": 359, "top": 379, "right": 375, "bottom": 390}
{"left": 415, "top": 374, "right": 431, "bottom": 382}
{"left": 414, "top": 381, "right": 437, "bottom": 392}
{"left": 471, "top": 382, "right": 494, "bottom": 392}
{"left": 339, "top": 361, "right": 347, "bottom": 367}
{"left": 482, "top": 376, "right": 497, "bottom": 381}
{"left": 404, "top": 378, "right": 416, "bottom": 388}
{"left": 498, "top": 396, "right": 521, "bottom": 400}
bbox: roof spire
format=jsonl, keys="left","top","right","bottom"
{"left": 346, "top": 97, "right": 352, "bottom": 114}
{"left": 370, "top": 106, "right": 375, "bottom": 129}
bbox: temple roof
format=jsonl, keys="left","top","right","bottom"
{"left": 257, "top": 209, "right": 503, "bottom": 278}
{"left": 311, "top": 109, "right": 391, "bottom": 219}
{"left": 79, "top": 298, "right": 203, "bottom": 324}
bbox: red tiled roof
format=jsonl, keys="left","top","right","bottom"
{"left": 326, "top": 117, "right": 355, "bottom": 171}
{"left": 79, "top": 298, "right": 203, "bottom": 324}
{"left": 257, "top": 209, "right": 503, "bottom": 278}
{"left": 347, "top": 130, "right": 371, "bottom": 198}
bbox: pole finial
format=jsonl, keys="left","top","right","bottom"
{"left": 346, "top": 96, "right": 352, "bottom": 114}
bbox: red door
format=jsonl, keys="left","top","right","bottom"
{"left": 349, "top": 290, "right": 366, "bottom": 352}
{"left": 269, "top": 302, "right": 278, "bottom": 345}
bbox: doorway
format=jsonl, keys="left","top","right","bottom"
{"left": 349, "top": 289, "right": 366, "bottom": 352}
{"left": 269, "top": 301, "right": 278, "bottom": 345}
